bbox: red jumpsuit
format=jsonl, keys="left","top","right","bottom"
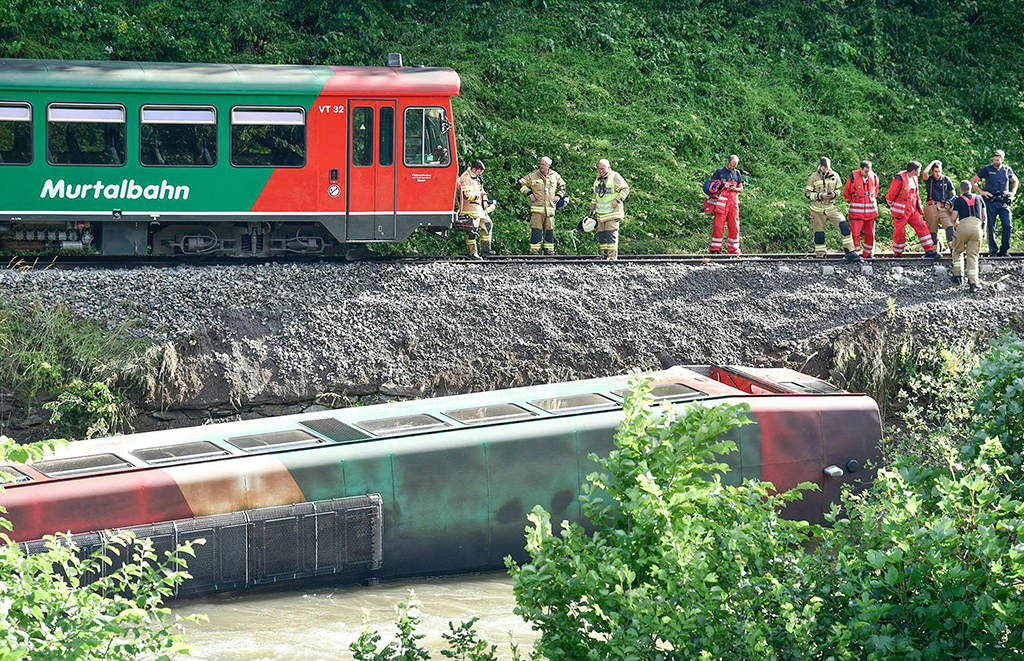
{"left": 885, "top": 171, "right": 936, "bottom": 255}
{"left": 709, "top": 183, "right": 742, "bottom": 254}
{"left": 843, "top": 169, "right": 879, "bottom": 258}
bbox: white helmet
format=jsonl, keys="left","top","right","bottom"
{"left": 484, "top": 199, "right": 497, "bottom": 214}
{"left": 580, "top": 216, "right": 597, "bottom": 233}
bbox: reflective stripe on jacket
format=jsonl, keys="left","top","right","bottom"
{"left": 805, "top": 170, "right": 843, "bottom": 213}
{"left": 458, "top": 170, "right": 486, "bottom": 216}
{"left": 885, "top": 171, "right": 920, "bottom": 218}
{"left": 518, "top": 169, "right": 567, "bottom": 213}
{"left": 592, "top": 170, "right": 629, "bottom": 221}
{"left": 843, "top": 169, "right": 879, "bottom": 219}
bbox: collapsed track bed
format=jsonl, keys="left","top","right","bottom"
{"left": 2, "top": 257, "right": 1023, "bottom": 440}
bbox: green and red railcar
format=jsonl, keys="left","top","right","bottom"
{"left": 0, "top": 366, "right": 879, "bottom": 597}
{"left": 0, "top": 57, "right": 459, "bottom": 255}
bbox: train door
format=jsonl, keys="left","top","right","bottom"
{"left": 346, "top": 99, "right": 397, "bottom": 241}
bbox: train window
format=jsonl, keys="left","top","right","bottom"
{"left": 443, "top": 403, "right": 537, "bottom": 425}
{"left": 612, "top": 383, "right": 704, "bottom": 402}
{"left": 0, "top": 466, "right": 32, "bottom": 484}
{"left": 230, "top": 106, "right": 305, "bottom": 168}
{"left": 46, "top": 103, "right": 126, "bottom": 166}
{"left": 403, "top": 107, "right": 451, "bottom": 167}
{"left": 528, "top": 393, "right": 617, "bottom": 414}
{"left": 379, "top": 106, "right": 394, "bottom": 167}
{"left": 355, "top": 414, "right": 450, "bottom": 436}
{"left": 225, "top": 429, "right": 326, "bottom": 453}
{"left": 131, "top": 441, "right": 231, "bottom": 465}
{"left": 140, "top": 105, "right": 217, "bottom": 167}
{"left": 351, "top": 106, "right": 373, "bottom": 167}
{"left": 778, "top": 381, "right": 841, "bottom": 394}
{"left": 32, "top": 453, "right": 133, "bottom": 478}
{"left": 0, "top": 103, "right": 32, "bottom": 165}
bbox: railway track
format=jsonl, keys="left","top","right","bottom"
{"left": 7, "top": 252, "right": 1024, "bottom": 269}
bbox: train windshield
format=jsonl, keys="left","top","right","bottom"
{"left": 403, "top": 107, "right": 451, "bottom": 167}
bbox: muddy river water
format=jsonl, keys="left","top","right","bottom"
{"left": 175, "top": 573, "right": 536, "bottom": 660}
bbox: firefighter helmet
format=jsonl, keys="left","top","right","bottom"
{"left": 702, "top": 179, "right": 725, "bottom": 197}
{"left": 577, "top": 216, "right": 597, "bottom": 233}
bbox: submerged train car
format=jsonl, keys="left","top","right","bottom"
{"left": 0, "top": 366, "right": 880, "bottom": 597}
{"left": 0, "top": 56, "right": 459, "bottom": 255}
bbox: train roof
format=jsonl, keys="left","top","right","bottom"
{"left": 0, "top": 59, "right": 461, "bottom": 96}
{"left": 0, "top": 365, "right": 868, "bottom": 487}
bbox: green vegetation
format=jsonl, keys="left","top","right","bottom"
{"left": 0, "top": 435, "right": 203, "bottom": 659}
{"left": 506, "top": 338, "right": 1024, "bottom": 659}
{"left": 2, "top": 0, "right": 1021, "bottom": 254}
{"left": 349, "top": 593, "right": 524, "bottom": 661}
{"left": 0, "top": 298, "right": 142, "bottom": 439}
{"left": 347, "top": 335, "right": 1024, "bottom": 659}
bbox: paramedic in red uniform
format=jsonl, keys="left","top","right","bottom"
{"left": 708, "top": 154, "right": 743, "bottom": 254}
{"left": 843, "top": 160, "right": 880, "bottom": 258}
{"left": 884, "top": 161, "right": 939, "bottom": 258}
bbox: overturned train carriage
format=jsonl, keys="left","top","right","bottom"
{"left": 0, "top": 366, "right": 880, "bottom": 597}
{"left": 0, "top": 57, "right": 460, "bottom": 256}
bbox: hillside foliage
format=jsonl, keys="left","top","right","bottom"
{"left": 2, "top": 0, "right": 1022, "bottom": 254}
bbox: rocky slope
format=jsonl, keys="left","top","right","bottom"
{"left": 2, "top": 259, "right": 1022, "bottom": 437}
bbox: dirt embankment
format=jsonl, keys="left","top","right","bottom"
{"left": 2, "top": 260, "right": 1022, "bottom": 439}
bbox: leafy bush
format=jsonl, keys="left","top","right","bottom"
{"left": 349, "top": 593, "right": 523, "bottom": 661}
{"left": 972, "top": 333, "right": 1024, "bottom": 463}
{"left": 43, "top": 378, "right": 135, "bottom": 439}
{"left": 0, "top": 436, "right": 204, "bottom": 660}
{"left": 508, "top": 382, "right": 822, "bottom": 659}
{"left": 509, "top": 358, "right": 1024, "bottom": 659}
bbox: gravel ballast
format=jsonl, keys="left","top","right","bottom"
{"left": 2, "top": 260, "right": 1022, "bottom": 429}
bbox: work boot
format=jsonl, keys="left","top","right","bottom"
{"left": 930, "top": 232, "right": 939, "bottom": 251}
{"left": 997, "top": 251, "right": 1010, "bottom": 257}
{"left": 969, "top": 283, "right": 979, "bottom": 294}
{"left": 710, "top": 249, "right": 722, "bottom": 255}
{"left": 481, "top": 241, "right": 493, "bottom": 256}
{"left": 950, "top": 275, "right": 963, "bottom": 285}
{"left": 541, "top": 248, "right": 553, "bottom": 255}
{"left": 924, "top": 250, "right": 940, "bottom": 259}
{"left": 529, "top": 248, "right": 540, "bottom": 256}
{"left": 844, "top": 249, "right": 862, "bottom": 262}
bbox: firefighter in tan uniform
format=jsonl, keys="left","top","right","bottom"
{"left": 456, "top": 159, "right": 494, "bottom": 259}
{"left": 518, "top": 156, "right": 567, "bottom": 255}
{"left": 949, "top": 180, "right": 987, "bottom": 294}
{"left": 590, "top": 159, "right": 630, "bottom": 260}
{"left": 804, "top": 157, "right": 861, "bottom": 261}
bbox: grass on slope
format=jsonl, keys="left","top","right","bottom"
{"left": 2, "top": 0, "right": 1022, "bottom": 255}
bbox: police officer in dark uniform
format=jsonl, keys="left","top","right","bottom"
{"left": 970, "top": 149, "right": 1019, "bottom": 256}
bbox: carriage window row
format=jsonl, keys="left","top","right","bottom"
{"left": 2, "top": 102, "right": 452, "bottom": 169}
{"left": 0, "top": 102, "right": 307, "bottom": 168}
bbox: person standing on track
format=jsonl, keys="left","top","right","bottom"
{"left": 457, "top": 159, "right": 493, "bottom": 260}
{"left": 949, "top": 180, "right": 987, "bottom": 293}
{"left": 884, "top": 161, "right": 939, "bottom": 258}
{"left": 971, "top": 149, "right": 1019, "bottom": 257}
{"left": 518, "top": 156, "right": 567, "bottom": 255}
{"left": 804, "top": 157, "right": 861, "bottom": 261}
{"left": 843, "top": 160, "right": 880, "bottom": 258}
{"left": 707, "top": 155, "right": 743, "bottom": 254}
{"left": 922, "top": 160, "right": 956, "bottom": 253}
{"left": 590, "top": 159, "right": 630, "bottom": 260}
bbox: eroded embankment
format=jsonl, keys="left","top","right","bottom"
{"left": 2, "top": 260, "right": 1022, "bottom": 439}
